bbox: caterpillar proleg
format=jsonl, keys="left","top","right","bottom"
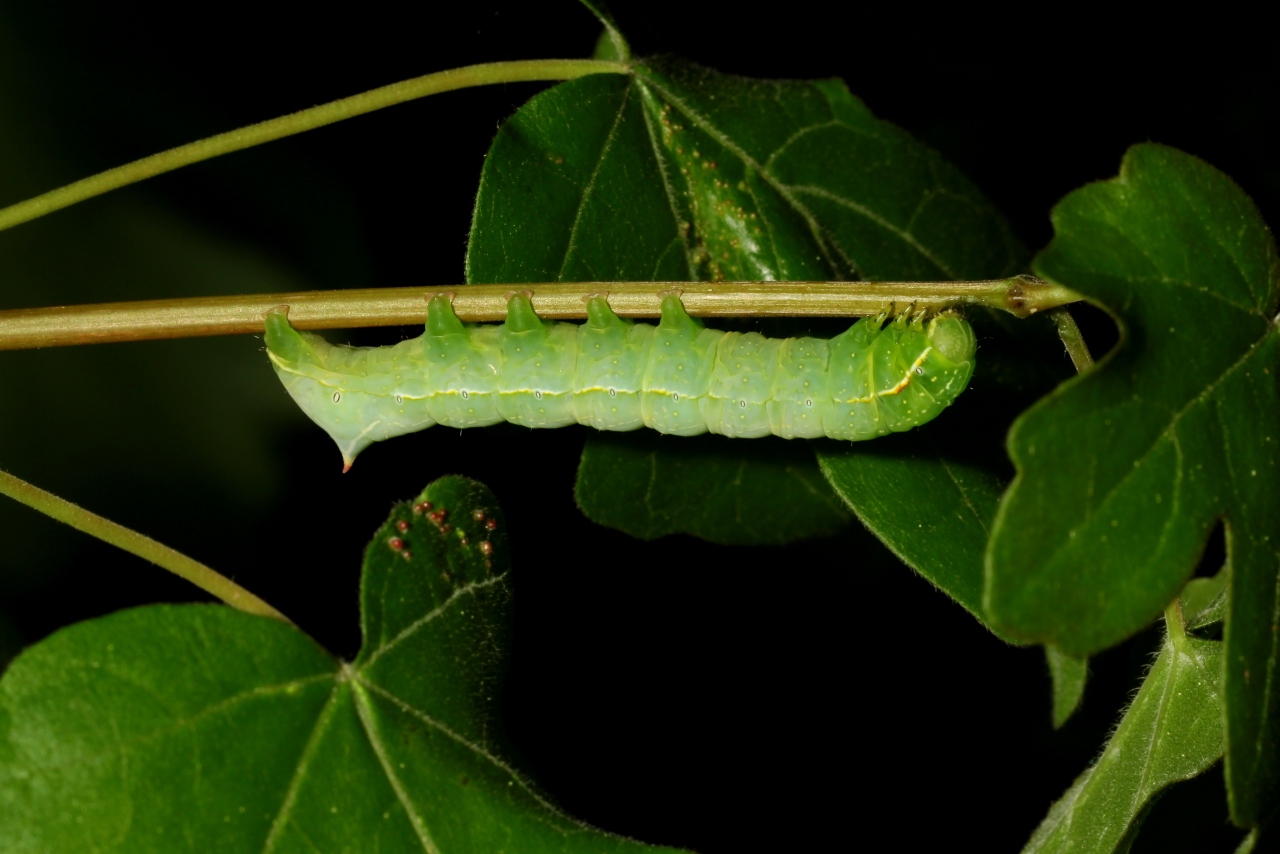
{"left": 265, "top": 293, "right": 977, "bottom": 469}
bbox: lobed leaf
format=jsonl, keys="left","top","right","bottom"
{"left": 1023, "top": 620, "right": 1224, "bottom": 853}
{"left": 986, "top": 144, "right": 1280, "bottom": 826}
{"left": 0, "top": 476, "right": 684, "bottom": 852}
{"left": 467, "top": 56, "right": 1024, "bottom": 553}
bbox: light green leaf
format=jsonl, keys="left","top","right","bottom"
{"left": 0, "top": 476, "right": 684, "bottom": 852}
{"left": 986, "top": 144, "right": 1280, "bottom": 826}
{"left": 579, "top": 0, "right": 630, "bottom": 61}
{"left": 1182, "top": 568, "right": 1228, "bottom": 632}
{"left": 1023, "top": 622, "right": 1224, "bottom": 853}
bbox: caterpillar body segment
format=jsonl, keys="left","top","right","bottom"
{"left": 264, "top": 293, "right": 976, "bottom": 469}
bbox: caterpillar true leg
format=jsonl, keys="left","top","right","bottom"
{"left": 264, "top": 293, "right": 976, "bottom": 469}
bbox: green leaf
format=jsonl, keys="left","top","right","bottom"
{"left": 575, "top": 431, "right": 848, "bottom": 544}
{"left": 1182, "top": 568, "right": 1228, "bottom": 632}
{"left": 632, "top": 58, "right": 1024, "bottom": 282}
{"left": 986, "top": 144, "right": 1280, "bottom": 826}
{"left": 817, "top": 310, "right": 1070, "bottom": 631}
{"left": 579, "top": 0, "right": 630, "bottom": 62}
{"left": 1045, "top": 645, "right": 1087, "bottom": 729}
{"left": 466, "top": 61, "right": 1023, "bottom": 546}
{"left": 818, "top": 433, "right": 1002, "bottom": 619}
{"left": 467, "top": 73, "right": 689, "bottom": 285}
{"left": 1023, "top": 621, "right": 1224, "bottom": 853}
{"left": 0, "top": 476, "right": 684, "bottom": 852}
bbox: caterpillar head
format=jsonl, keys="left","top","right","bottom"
{"left": 926, "top": 314, "right": 976, "bottom": 365}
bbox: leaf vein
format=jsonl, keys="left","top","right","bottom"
{"left": 1054, "top": 328, "right": 1277, "bottom": 551}
{"left": 761, "top": 120, "right": 839, "bottom": 170}
{"left": 351, "top": 678, "right": 440, "bottom": 853}
{"left": 24, "top": 672, "right": 334, "bottom": 775}
{"left": 556, "top": 80, "right": 634, "bottom": 281}
{"left": 637, "top": 75, "right": 844, "bottom": 277}
{"left": 356, "top": 677, "right": 594, "bottom": 831}
{"left": 938, "top": 458, "right": 990, "bottom": 537}
{"left": 361, "top": 571, "right": 512, "bottom": 668}
{"left": 787, "top": 184, "right": 958, "bottom": 279}
{"left": 1169, "top": 175, "right": 1274, "bottom": 313}
{"left": 634, "top": 82, "right": 699, "bottom": 279}
{"left": 261, "top": 681, "right": 344, "bottom": 854}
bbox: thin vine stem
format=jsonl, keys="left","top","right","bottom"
{"left": 1050, "top": 307, "right": 1095, "bottom": 373}
{"left": 0, "top": 59, "right": 626, "bottom": 235}
{"left": 0, "top": 276, "right": 1081, "bottom": 350}
{"left": 0, "top": 468, "right": 291, "bottom": 624}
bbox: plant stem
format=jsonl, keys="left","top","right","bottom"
{"left": 0, "top": 276, "right": 1080, "bottom": 350}
{"left": 0, "top": 468, "right": 291, "bottom": 624}
{"left": 1051, "top": 307, "right": 1095, "bottom": 373}
{"left": 0, "top": 59, "right": 626, "bottom": 235}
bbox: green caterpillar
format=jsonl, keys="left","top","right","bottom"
{"left": 265, "top": 292, "right": 977, "bottom": 469}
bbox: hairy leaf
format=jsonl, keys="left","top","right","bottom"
{"left": 1045, "top": 646, "right": 1087, "bottom": 730}
{"left": 579, "top": 0, "right": 629, "bottom": 61}
{"left": 1182, "top": 568, "right": 1228, "bottom": 632}
{"left": 0, "top": 477, "right": 684, "bottom": 852}
{"left": 987, "top": 144, "right": 1280, "bottom": 826}
{"left": 1023, "top": 620, "right": 1224, "bottom": 853}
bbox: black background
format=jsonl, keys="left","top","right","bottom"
{"left": 0, "top": 2, "right": 1273, "bottom": 850}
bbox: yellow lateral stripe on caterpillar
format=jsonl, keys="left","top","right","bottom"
{"left": 264, "top": 293, "right": 976, "bottom": 469}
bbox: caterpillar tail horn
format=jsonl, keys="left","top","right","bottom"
{"left": 265, "top": 307, "right": 414, "bottom": 472}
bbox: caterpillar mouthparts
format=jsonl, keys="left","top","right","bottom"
{"left": 265, "top": 293, "right": 976, "bottom": 469}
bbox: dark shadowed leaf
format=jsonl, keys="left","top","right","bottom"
{"left": 818, "top": 310, "right": 1070, "bottom": 632}
{"left": 0, "top": 477, "right": 685, "bottom": 852}
{"left": 466, "top": 59, "right": 1023, "bottom": 548}
{"left": 575, "top": 431, "right": 847, "bottom": 544}
{"left": 988, "top": 144, "right": 1280, "bottom": 827}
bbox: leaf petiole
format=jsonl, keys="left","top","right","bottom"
{"left": 1050, "top": 307, "right": 1095, "bottom": 373}
{"left": 0, "top": 468, "right": 291, "bottom": 624}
